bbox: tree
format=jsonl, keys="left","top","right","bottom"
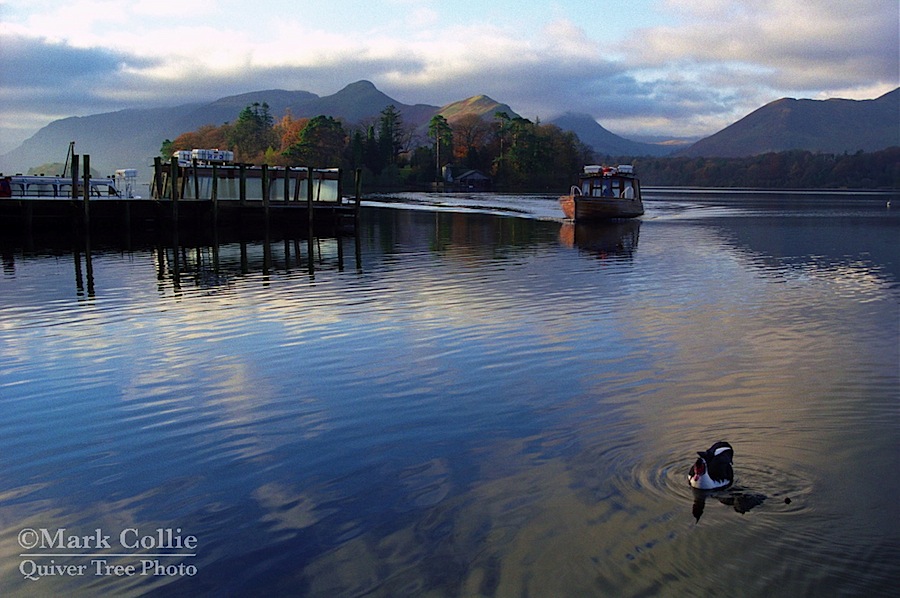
{"left": 378, "top": 105, "right": 404, "bottom": 166}
{"left": 274, "top": 112, "right": 309, "bottom": 153}
{"left": 227, "top": 102, "right": 276, "bottom": 162}
{"left": 348, "top": 129, "right": 366, "bottom": 171}
{"left": 451, "top": 114, "right": 490, "bottom": 165}
{"left": 160, "top": 139, "right": 174, "bottom": 160}
{"left": 362, "top": 125, "right": 385, "bottom": 175}
{"left": 171, "top": 124, "right": 230, "bottom": 154}
{"left": 428, "top": 114, "right": 452, "bottom": 181}
{"left": 282, "top": 115, "right": 347, "bottom": 167}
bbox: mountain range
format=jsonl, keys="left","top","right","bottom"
{"left": 1, "top": 80, "right": 896, "bottom": 179}
{"left": 678, "top": 88, "right": 899, "bottom": 157}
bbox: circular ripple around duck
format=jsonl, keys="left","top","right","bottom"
{"left": 625, "top": 452, "right": 814, "bottom": 517}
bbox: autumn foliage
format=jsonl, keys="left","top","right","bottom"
{"left": 162, "top": 102, "right": 594, "bottom": 190}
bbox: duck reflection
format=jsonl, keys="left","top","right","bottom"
{"left": 691, "top": 487, "right": 767, "bottom": 522}
{"left": 559, "top": 220, "right": 640, "bottom": 259}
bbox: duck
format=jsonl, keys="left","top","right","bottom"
{"left": 688, "top": 441, "right": 734, "bottom": 490}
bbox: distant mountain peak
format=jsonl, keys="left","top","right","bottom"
{"left": 340, "top": 80, "right": 378, "bottom": 92}
{"left": 679, "top": 87, "right": 900, "bottom": 157}
{"left": 548, "top": 112, "right": 673, "bottom": 157}
{"left": 439, "top": 95, "right": 517, "bottom": 121}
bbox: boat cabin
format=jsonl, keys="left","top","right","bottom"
{"left": 579, "top": 165, "right": 638, "bottom": 199}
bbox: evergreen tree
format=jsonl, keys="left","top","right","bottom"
{"left": 283, "top": 116, "right": 347, "bottom": 167}
{"left": 378, "top": 105, "right": 404, "bottom": 166}
{"left": 428, "top": 114, "right": 452, "bottom": 181}
{"left": 160, "top": 139, "right": 174, "bottom": 160}
{"left": 364, "top": 125, "right": 385, "bottom": 175}
{"left": 228, "top": 102, "right": 276, "bottom": 161}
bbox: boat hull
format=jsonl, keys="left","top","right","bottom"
{"left": 559, "top": 195, "right": 644, "bottom": 221}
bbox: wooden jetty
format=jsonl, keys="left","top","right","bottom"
{"left": 0, "top": 153, "right": 361, "bottom": 232}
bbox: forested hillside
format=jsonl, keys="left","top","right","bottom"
{"left": 635, "top": 147, "right": 900, "bottom": 189}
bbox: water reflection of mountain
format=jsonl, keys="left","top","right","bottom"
{"left": 702, "top": 214, "right": 899, "bottom": 288}
{"left": 558, "top": 220, "right": 640, "bottom": 259}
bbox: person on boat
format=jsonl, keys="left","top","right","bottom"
{"left": 623, "top": 183, "right": 635, "bottom": 199}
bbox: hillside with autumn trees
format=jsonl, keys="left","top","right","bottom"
{"left": 161, "top": 101, "right": 593, "bottom": 191}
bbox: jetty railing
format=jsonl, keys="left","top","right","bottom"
{"left": 150, "top": 158, "right": 344, "bottom": 204}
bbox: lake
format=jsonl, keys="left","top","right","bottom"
{"left": 1, "top": 189, "right": 898, "bottom": 596}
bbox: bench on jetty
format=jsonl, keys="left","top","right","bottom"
{"left": 0, "top": 154, "right": 361, "bottom": 232}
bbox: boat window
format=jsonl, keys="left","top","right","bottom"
{"left": 92, "top": 184, "right": 116, "bottom": 197}
{"left": 609, "top": 179, "right": 622, "bottom": 197}
{"left": 29, "top": 182, "right": 56, "bottom": 197}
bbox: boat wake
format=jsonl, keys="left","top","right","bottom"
{"left": 363, "top": 192, "right": 564, "bottom": 221}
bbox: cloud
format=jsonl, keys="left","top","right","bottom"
{"left": 0, "top": 33, "right": 166, "bottom": 150}
{"left": 599, "top": 0, "right": 900, "bottom": 135}
{"left": 0, "top": 33, "right": 156, "bottom": 86}
{"left": 0, "top": 0, "right": 896, "bottom": 151}
{"left": 627, "top": 0, "right": 898, "bottom": 93}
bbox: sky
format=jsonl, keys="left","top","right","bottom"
{"left": 0, "top": 0, "right": 897, "bottom": 153}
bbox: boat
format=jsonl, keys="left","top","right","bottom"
{"left": 0, "top": 172, "right": 134, "bottom": 199}
{"left": 559, "top": 164, "right": 643, "bottom": 221}
{"left": 0, "top": 140, "right": 138, "bottom": 199}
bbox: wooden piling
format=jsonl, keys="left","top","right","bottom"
{"left": 307, "top": 167, "right": 314, "bottom": 229}
{"left": 192, "top": 158, "right": 200, "bottom": 200}
{"left": 71, "top": 154, "right": 80, "bottom": 199}
{"left": 283, "top": 167, "right": 290, "bottom": 202}
{"left": 262, "top": 164, "right": 270, "bottom": 223}
{"left": 354, "top": 168, "right": 362, "bottom": 223}
{"left": 211, "top": 163, "right": 219, "bottom": 226}
{"left": 293, "top": 168, "right": 302, "bottom": 202}
{"left": 153, "top": 157, "right": 163, "bottom": 198}
{"left": 170, "top": 156, "right": 179, "bottom": 223}
{"left": 82, "top": 154, "right": 90, "bottom": 227}
{"left": 239, "top": 163, "right": 247, "bottom": 204}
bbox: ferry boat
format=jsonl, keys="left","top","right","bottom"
{"left": 0, "top": 140, "right": 138, "bottom": 199}
{"left": 0, "top": 170, "right": 136, "bottom": 199}
{"left": 559, "top": 165, "right": 644, "bottom": 221}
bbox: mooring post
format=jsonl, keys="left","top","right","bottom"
{"left": 170, "top": 156, "right": 179, "bottom": 224}
{"left": 82, "top": 154, "right": 91, "bottom": 228}
{"left": 262, "top": 164, "right": 270, "bottom": 223}
{"left": 283, "top": 167, "right": 290, "bottom": 202}
{"left": 192, "top": 158, "right": 200, "bottom": 200}
{"left": 211, "top": 162, "right": 219, "bottom": 226}
{"left": 354, "top": 168, "right": 362, "bottom": 225}
{"left": 293, "top": 168, "right": 301, "bottom": 202}
{"left": 239, "top": 163, "right": 247, "bottom": 205}
{"left": 307, "top": 167, "right": 315, "bottom": 230}
{"left": 71, "top": 154, "right": 80, "bottom": 199}
{"left": 153, "top": 157, "right": 162, "bottom": 198}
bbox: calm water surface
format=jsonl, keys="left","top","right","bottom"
{"left": 1, "top": 191, "right": 898, "bottom": 596}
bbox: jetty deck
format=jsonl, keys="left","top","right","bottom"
{"left": 1, "top": 154, "right": 361, "bottom": 232}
